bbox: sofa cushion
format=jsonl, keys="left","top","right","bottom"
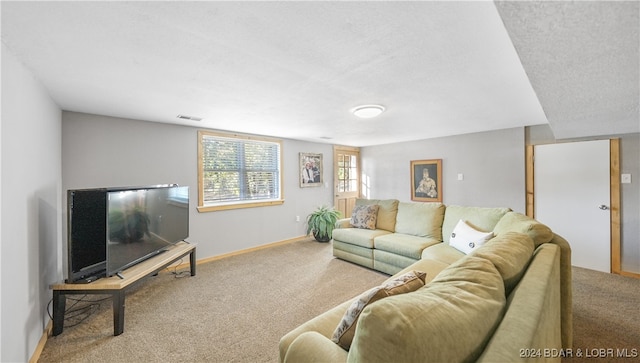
{"left": 421, "top": 243, "right": 465, "bottom": 266}
{"left": 331, "top": 270, "right": 426, "bottom": 350}
{"left": 356, "top": 199, "right": 399, "bottom": 232}
{"left": 333, "top": 240, "right": 375, "bottom": 269}
{"left": 442, "top": 205, "right": 511, "bottom": 244}
{"left": 449, "top": 219, "right": 494, "bottom": 254}
{"left": 332, "top": 228, "right": 391, "bottom": 248}
{"left": 349, "top": 256, "right": 506, "bottom": 362}
{"left": 350, "top": 204, "right": 379, "bottom": 229}
{"left": 493, "top": 211, "right": 554, "bottom": 247}
{"left": 372, "top": 251, "right": 420, "bottom": 275}
{"left": 394, "top": 202, "right": 445, "bottom": 239}
{"left": 374, "top": 233, "right": 441, "bottom": 260}
{"left": 392, "top": 256, "right": 451, "bottom": 285}
{"left": 470, "top": 231, "right": 535, "bottom": 294}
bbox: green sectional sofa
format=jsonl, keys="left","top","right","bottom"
{"left": 280, "top": 199, "right": 572, "bottom": 362}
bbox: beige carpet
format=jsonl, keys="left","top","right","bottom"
{"left": 39, "top": 240, "right": 640, "bottom": 362}
{"left": 39, "top": 239, "right": 387, "bottom": 362}
{"left": 564, "top": 267, "right": 640, "bottom": 362}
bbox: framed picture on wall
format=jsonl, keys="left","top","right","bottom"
{"left": 300, "top": 152, "right": 323, "bottom": 187}
{"left": 410, "top": 159, "right": 442, "bottom": 202}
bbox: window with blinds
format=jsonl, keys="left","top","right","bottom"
{"left": 197, "top": 130, "right": 284, "bottom": 212}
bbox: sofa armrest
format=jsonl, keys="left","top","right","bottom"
{"left": 549, "top": 233, "right": 573, "bottom": 349}
{"left": 283, "top": 331, "right": 348, "bottom": 363}
{"left": 279, "top": 300, "right": 352, "bottom": 362}
{"left": 478, "top": 243, "right": 562, "bottom": 362}
{"left": 335, "top": 218, "right": 352, "bottom": 229}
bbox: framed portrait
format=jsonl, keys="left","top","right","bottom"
{"left": 410, "top": 159, "right": 442, "bottom": 202}
{"left": 300, "top": 152, "right": 323, "bottom": 187}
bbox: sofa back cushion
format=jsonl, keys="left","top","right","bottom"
{"left": 492, "top": 211, "right": 553, "bottom": 247}
{"left": 442, "top": 205, "right": 511, "bottom": 244}
{"left": 348, "top": 256, "right": 505, "bottom": 363}
{"left": 394, "top": 202, "right": 445, "bottom": 239}
{"left": 470, "top": 231, "right": 535, "bottom": 295}
{"left": 356, "top": 199, "right": 399, "bottom": 232}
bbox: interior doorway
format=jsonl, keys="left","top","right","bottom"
{"left": 528, "top": 139, "right": 621, "bottom": 273}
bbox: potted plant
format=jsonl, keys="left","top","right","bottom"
{"left": 305, "top": 205, "right": 342, "bottom": 242}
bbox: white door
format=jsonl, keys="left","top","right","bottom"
{"left": 534, "top": 140, "right": 611, "bottom": 272}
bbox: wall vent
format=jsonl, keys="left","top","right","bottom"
{"left": 177, "top": 114, "right": 202, "bottom": 121}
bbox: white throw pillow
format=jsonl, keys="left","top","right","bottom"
{"left": 449, "top": 219, "right": 494, "bottom": 254}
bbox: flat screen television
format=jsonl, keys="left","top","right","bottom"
{"left": 67, "top": 184, "right": 189, "bottom": 283}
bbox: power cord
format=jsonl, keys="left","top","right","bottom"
{"left": 47, "top": 294, "right": 111, "bottom": 329}
{"left": 166, "top": 258, "right": 191, "bottom": 278}
{"left": 48, "top": 249, "right": 194, "bottom": 330}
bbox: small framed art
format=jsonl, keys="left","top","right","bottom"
{"left": 300, "top": 152, "right": 323, "bottom": 187}
{"left": 410, "top": 159, "right": 442, "bottom": 202}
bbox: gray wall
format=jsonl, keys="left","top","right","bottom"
{"left": 361, "top": 127, "right": 526, "bottom": 212}
{"left": 527, "top": 124, "right": 640, "bottom": 273}
{"left": 620, "top": 134, "right": 640, "bottom": 272}
{"left": 62, "top": 112, "right": 335, "bottom": 262}
{"left": 1, "top": 44, "right": 62, "bottom": 362}
{"left": 363, "top": 125, "right": 640, "bottom": 273}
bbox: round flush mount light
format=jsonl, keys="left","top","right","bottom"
{"left": 352, "top": 104, "right": 385, "bottom": 118}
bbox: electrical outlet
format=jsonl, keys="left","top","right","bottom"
{"left": 621, "top": 174, "right": 632, "bottom": 184}
{"left": 295, "top": 215, "right": 300, "bottom": 222}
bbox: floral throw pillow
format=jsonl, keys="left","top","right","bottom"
{"left": 331, "top": 270, "right": 427, "bottom": 350}
{"left": 350, "top": 204, "right": 379, "bottom": 229}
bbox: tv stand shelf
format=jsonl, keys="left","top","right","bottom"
{"left": 50, "top": 241, "right": 196, "bottom": 336}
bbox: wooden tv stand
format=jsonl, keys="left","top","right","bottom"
{"left": 50, "top": 241, "right": 196, "bottom": 336}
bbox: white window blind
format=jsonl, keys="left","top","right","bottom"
{"left": 168, "top": 186, "right": 189, "bottom": 203}
{"left": 199, "top": 131, "right": 282, "bottom": 210}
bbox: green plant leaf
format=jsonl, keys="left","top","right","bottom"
{"left": 305, "top": 205, "right": 342, "bottom": 240}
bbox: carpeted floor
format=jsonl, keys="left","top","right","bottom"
{"left": 39, "top": 239, "right": 387, "bottom": 362}
{"left": 39, "top": 239, "right": 640, "bottom": 362}
{"left": 564, "top": 267, "right": 640, "bottom": 362}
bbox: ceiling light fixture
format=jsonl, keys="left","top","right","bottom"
{"left": 352, "top": 104, "right": 385, "bottom": 118}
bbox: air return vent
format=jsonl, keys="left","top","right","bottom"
{"left": 177, "top": 114, "right": 202, "bottom": 121}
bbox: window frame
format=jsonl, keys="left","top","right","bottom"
{"left": 197, "top": 130, "right": 284, "bottom": 212}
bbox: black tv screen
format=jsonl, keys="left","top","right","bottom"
{"left": 67, "top": 189, "right": 108, "bottom": 282}
{"left": 67, "top": 185, "right": 189, "bottom": 283}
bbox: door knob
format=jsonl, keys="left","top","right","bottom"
{"left": 599, "top": 205, "right": 609, "bottom": 210}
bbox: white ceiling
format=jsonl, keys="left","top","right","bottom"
{"left": 495, "top": 0, "right": 639, "bottom": 140}
{"left": 2, "top": 1, "right": 638, "bottom": 147}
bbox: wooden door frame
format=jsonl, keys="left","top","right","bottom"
{"left": 333, "top": 145, "right": 361, "bottom": 215}
{"left": 526, "top": 139, "right": 636, "bottom": 277}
